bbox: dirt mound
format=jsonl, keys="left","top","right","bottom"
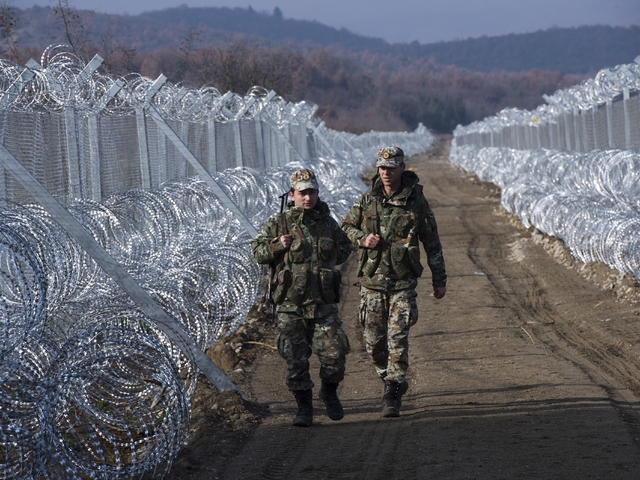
{"left": 165, "top": 303, "right": 275, "bottom": 479}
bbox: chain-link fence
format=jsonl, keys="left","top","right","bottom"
{"left": 450, "top": 56, "right": 640, "bottom": 284}
{"left": 0, "top": 44, "right": 435, "bottom": 479}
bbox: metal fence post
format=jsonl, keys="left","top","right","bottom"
{"left": 233, "top": 120, "right": 243, "bottom": 168}
{"left": 61, "top": 107, "right": 82, "bottom": 198}
{"left": 135, "top": 106, "right": 152, "bottom": 189}
{"left": 254, "top": 117, "right": 265, "bottom": 169}
{"left": 137, "top": 75, "right": 167, "bottom": 189}
{"left": 606, "top": 99, "right": 614, "bottom": 149}
{"left": 86, "top": 114, "right": 101, "bottom": 201}
{"left": 207, "top": 116, "right": 217, "bottom": 172}
{"left": 179, "top": 120, "right": 189, "bottom": 178}
{"left": 157, "top": 123, "right": 168, "bottom": 185}
{"left": 564, "top": 113, "right": 572, "bottom": 150}
{"left": 573, "top": 109, "right": 581, "bottom": 152}
{"left": 591, "top": 106, "right": 599, "bottom": 150}
{"left": 623, "top": 88, "right": 631, "bottom": 149}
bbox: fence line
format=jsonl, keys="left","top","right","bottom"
{"left": 0, "top": 49, "right": 316, "bottom": 205}
{"left": 450, "top": 56, "right": 640, "bottom": 285}
{"left": 453, "top": 56, "right": 640, "bottom": 151}
{"left": 0, "top": 44, "right": 435, "bottom": 479}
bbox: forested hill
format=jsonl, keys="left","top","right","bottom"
{"left": 392, "top": 26, "right": 640, "bottom": 73}
{"left": 142, "top": 6, "right": 640, "bottom": 74}
{"left": 3, "top": 5, "right": 638, "bottom": 133}
{"left": 9, "top": 5, "right": 640, "bottom": 74}
{"left": 141, "top": 5, "right": 389, "bottom": 52}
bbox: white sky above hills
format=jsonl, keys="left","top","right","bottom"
{"left": 12, "top": 0, "right": 640, "bottom": 44}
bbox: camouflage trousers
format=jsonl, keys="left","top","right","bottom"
{"left": 277, "top": 310, "right": 350, "bottom": 391}
{"left": 359, "top": 286, "right": 418, "bottom": 383}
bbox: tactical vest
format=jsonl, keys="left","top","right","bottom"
{"left": 357, "top": 192, "right": 424, "bottom": 280}
{"left": 271, "top": 207, "right": 342, "bottom": 307}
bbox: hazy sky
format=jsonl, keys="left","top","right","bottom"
{"left": 12, "top": 0, "right": 640, "bottom": 44}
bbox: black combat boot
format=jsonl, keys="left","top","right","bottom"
{"left": 292, "top": 389, "right": 313, "bottom": 427}
{"left": 319, "top": 381, "right": 344, "bottom": 421}
{"left": 397, "top": 380, "right": 409, "bottom": 409}
{"left": 381, "top": 380, "right": 408, "bottom": 418}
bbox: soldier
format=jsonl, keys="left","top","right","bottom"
{"left": 342, "top": 146, "right": 447, "bottom": 417}
{"left": 251, "top": 168, "right": 352, "bottom": 427}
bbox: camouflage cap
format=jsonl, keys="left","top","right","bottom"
{"left": 376, "top": 146, "right": 405, "bottom": 168}
{"left": 290, "top": 168, "right": 319, "bottom": 191}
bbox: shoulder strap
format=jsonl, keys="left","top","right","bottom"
{"left": 370, "top": 197, "right": 381, "bottom": 235}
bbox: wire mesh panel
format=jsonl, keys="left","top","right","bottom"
{"left": 239, "top": 119, "right": 260, "bottom": 169}
{"left": 98, "top": 114, "right": 143, "bottom": 196}
{"left": 214, "top": 121, "right": 240, "bottom": 171}
{"left": 610, "top": 98, "right": 628, "bottom": 148}
{"left": 2, "top": 111, "right": 68, "bottom": 203}
{"left": 451, "top": 57, "right": 640, "bottom": 289}
{"left": 628, "top": 95, "right": 640, "bottom": 149}
{"left": 593, "top": 106, "right": 609, "bottom": 149}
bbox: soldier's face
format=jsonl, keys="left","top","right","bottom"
{"left": 290, "top": 188, "right": 319, "bottom": 210}
{"left": 379, "top": 163, "right": 405, "bottom": 192}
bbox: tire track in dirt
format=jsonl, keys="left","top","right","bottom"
{"left": 456, "top": 158, "right": 640, "bottom": 447}
{"left": 412, "top": 136, "right": 640, "bottom": 475}
{"left": 211, "top": 135, "right": 640, "bottom": 479}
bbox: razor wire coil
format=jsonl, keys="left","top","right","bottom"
{"left": 0, "top": 46, "right": 435, "bottom": 478}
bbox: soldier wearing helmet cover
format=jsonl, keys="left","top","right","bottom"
{"left": 251, "top": 168, "right": 352, "bottom": 427}
{"left": 342, "top": 146, "right": 447, "bottom": 417}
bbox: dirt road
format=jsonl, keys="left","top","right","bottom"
{"left": 170, "top": 136, "right": 640, "bottom": 479}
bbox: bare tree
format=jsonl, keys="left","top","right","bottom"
{"left": 98, "top": 29, "right": 137, "bottom": 76}
{"left": 176, "top": 26, "right": 203, "bottom": 84}
{"left": 98, "top": 29, "right": 118, "bottom": 72}
{"left": 0, "top": 0, "right": 20, "bottom": 61}
{"left": 117, "top": 44, "right": 137, "bottom": 75}
{"left": 191, "top": 40, "right": 304, "bottom": 97}
{"left": 52, "top": 0, "right": 92, "bottom": 60}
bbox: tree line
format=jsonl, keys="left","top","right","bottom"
{"left": 99, "top": 41, "right": 587, "bottom": 133}
{"left": 0, "top": 2, "right": 587, "bottom": 133}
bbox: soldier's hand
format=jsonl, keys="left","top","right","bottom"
{"left": 433, "top": 286, "right": 446, "bottom": 299}
{"left": 280, "top": 234, "right": 293, "bottom": 249}
{"left": 363, "top": 234, "right": 380, "bottom": 249}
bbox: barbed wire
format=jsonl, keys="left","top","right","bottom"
{"left": 453, "top": 56, "right": 640, "bottom": 135}
{"left": 451, "top": 145, "right": 640, "bottom": 282}
{"left": 0, "top": 46, "right": 435, "bottom": 478}
{"left": 0, "top": 44, "right": 320, "bottom": 127}
{"left": 450, "top": 56, "right": 640, "bottom": 284}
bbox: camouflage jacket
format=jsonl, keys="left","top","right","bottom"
{"left": 341, "top": 171, "right": 447, "bottom": 291}
{"left": 251, "top": 199, "right": 352, "bottom": 318}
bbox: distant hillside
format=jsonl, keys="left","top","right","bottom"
{"left": 6, "top": 6, "right": 640, "bottom": 74}
{"left": 398, "top": 25, "right": 640, "bottom": 73}
{"left": 0, "top": 5, "right": 633, "bottom": 134}
{"left": 141, "top": 5, "right": 388, "bottom": 52}
{"left": 142, "top": 6, "right": 640, "bottom": 74}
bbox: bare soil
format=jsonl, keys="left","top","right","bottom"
{"left": 167, "top": 135, "right": 640, "bottom": 479}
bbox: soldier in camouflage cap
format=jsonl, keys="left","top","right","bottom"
{"left": 251, "top": 168, "right": 352, "bottom": 427}
{"left": 376, "top": 146, "right": 405, "bottom": 168}
{"left": 342, "top": 146, "right": 447, "bottom": 418}
{"left": 289, "top": 168, "right": 319, "bottom": 191}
